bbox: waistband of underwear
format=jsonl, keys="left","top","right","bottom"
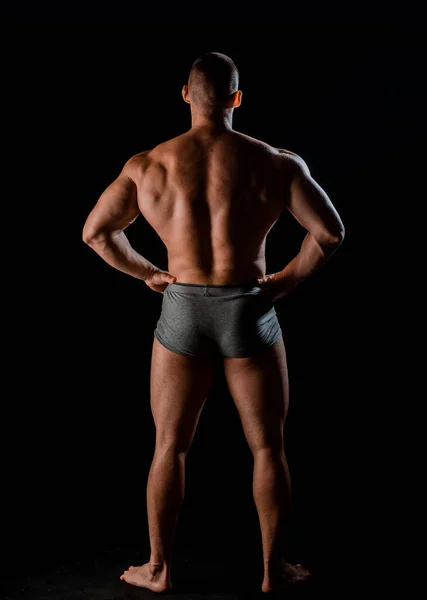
{"left": 167, "top": 281, "right": 264, "bottom": 296}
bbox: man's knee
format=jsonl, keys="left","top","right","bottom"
{"left": 251, "top": 436, "right": 284, "bottom": 456}
{"left": 154, "top": 434, "right": 192, "bottom": 456}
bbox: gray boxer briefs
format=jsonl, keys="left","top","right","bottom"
{"left": 154, "top": 282, "right": 282, "bottom": 358}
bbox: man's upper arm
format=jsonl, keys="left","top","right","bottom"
{"left": 285, "top": 153, "right": 345, "bottom": 244}
{"left": 83, "top": 158, "right": 140, "bottom": 242}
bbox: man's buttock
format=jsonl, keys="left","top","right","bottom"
{"left": 154, "top": 282, "right": 282, "bottom": 358}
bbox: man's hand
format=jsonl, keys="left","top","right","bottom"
{"left": 257, "top": 272, "right": 297, "bottom": 302}
{"left": 145, "top": 268, "right": 177, "bottom": 294}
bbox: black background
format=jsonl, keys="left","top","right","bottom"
{"left": 2, "top": 6, "right": 424, "bottom": 588}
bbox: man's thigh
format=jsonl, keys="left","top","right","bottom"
{"left": 150, "top": 337, "right": 216, "bottom": 453}
{"left": 223, "top": 336, "right": 288, "bottom": 453}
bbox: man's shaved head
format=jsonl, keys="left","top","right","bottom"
{"left": 187, "top": 52, "right": 239, "bottom": 112}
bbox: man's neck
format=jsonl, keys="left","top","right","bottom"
{"left": 190, "top": 109, "right": 234, "bottom": 133}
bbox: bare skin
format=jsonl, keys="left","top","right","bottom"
{"left": 83, "top": 76, "right": 344, "bottom": 592}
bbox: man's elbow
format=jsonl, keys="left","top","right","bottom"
{"left": 328, "top": 223, "right": 345, "bottom": 248}
{"left": 317, "top": 223, "right": 345, "bottom": 254}
{"left": 82, "top": 224, "right": 97, "bottom": 246}
{"left": 82, "top": 223, "right": 107, "bottom": 247}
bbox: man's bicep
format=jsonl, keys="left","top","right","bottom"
{"left": 83, "top": 166, "right": 139, "bottom": 241}
{"left": 286, "top": 158, "right": 344, "bottom": 242}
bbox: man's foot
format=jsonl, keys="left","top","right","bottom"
{"left": 262, "top": 559, "right": 311, "bottom": 592}
{"left": 120, "top": 562, "right": 172, "bottom": 592}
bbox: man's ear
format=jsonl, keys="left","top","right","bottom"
{"left": 226, "top": 90, "right": 242, "bottom": 108}
{"left": 182, "top": 85, "right": 191, "bottom": 104}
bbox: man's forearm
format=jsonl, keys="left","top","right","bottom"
{"left": 84, "top": 231, "right": 157, "bottom": 280}
{"left": 278, "top": 231, "right": 343, "bottom": 288}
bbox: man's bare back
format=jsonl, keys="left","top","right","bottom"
{"left": 128, "top": 130, "right": 296, "bottom": 286}
{"left": 83, "top": 118, "right": 343, "bottom": 302}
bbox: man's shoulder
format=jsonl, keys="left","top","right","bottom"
{"left": 235, "top": 130, "right": 277, "bottom": 153}
{"left": 122, "top": 150, "right": 151, "bottom": 178}
{"left": 125, "top": 133, "right": 188, "bottom": 161}
{"left": 236, "top": 133, "right": 305, "bottom": 165}
{"left": 152, "top": 132, "right": 191, "bottom": 153}
{"left": 274, "top": 148, "right": 310, "bottom": 175}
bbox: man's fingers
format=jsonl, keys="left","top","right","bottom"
{"left": 258, "top": 274, "right": 275, "bottom": 284}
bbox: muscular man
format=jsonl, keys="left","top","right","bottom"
{"left": 83, "top": 52, "right": 345, "bottom": 593}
